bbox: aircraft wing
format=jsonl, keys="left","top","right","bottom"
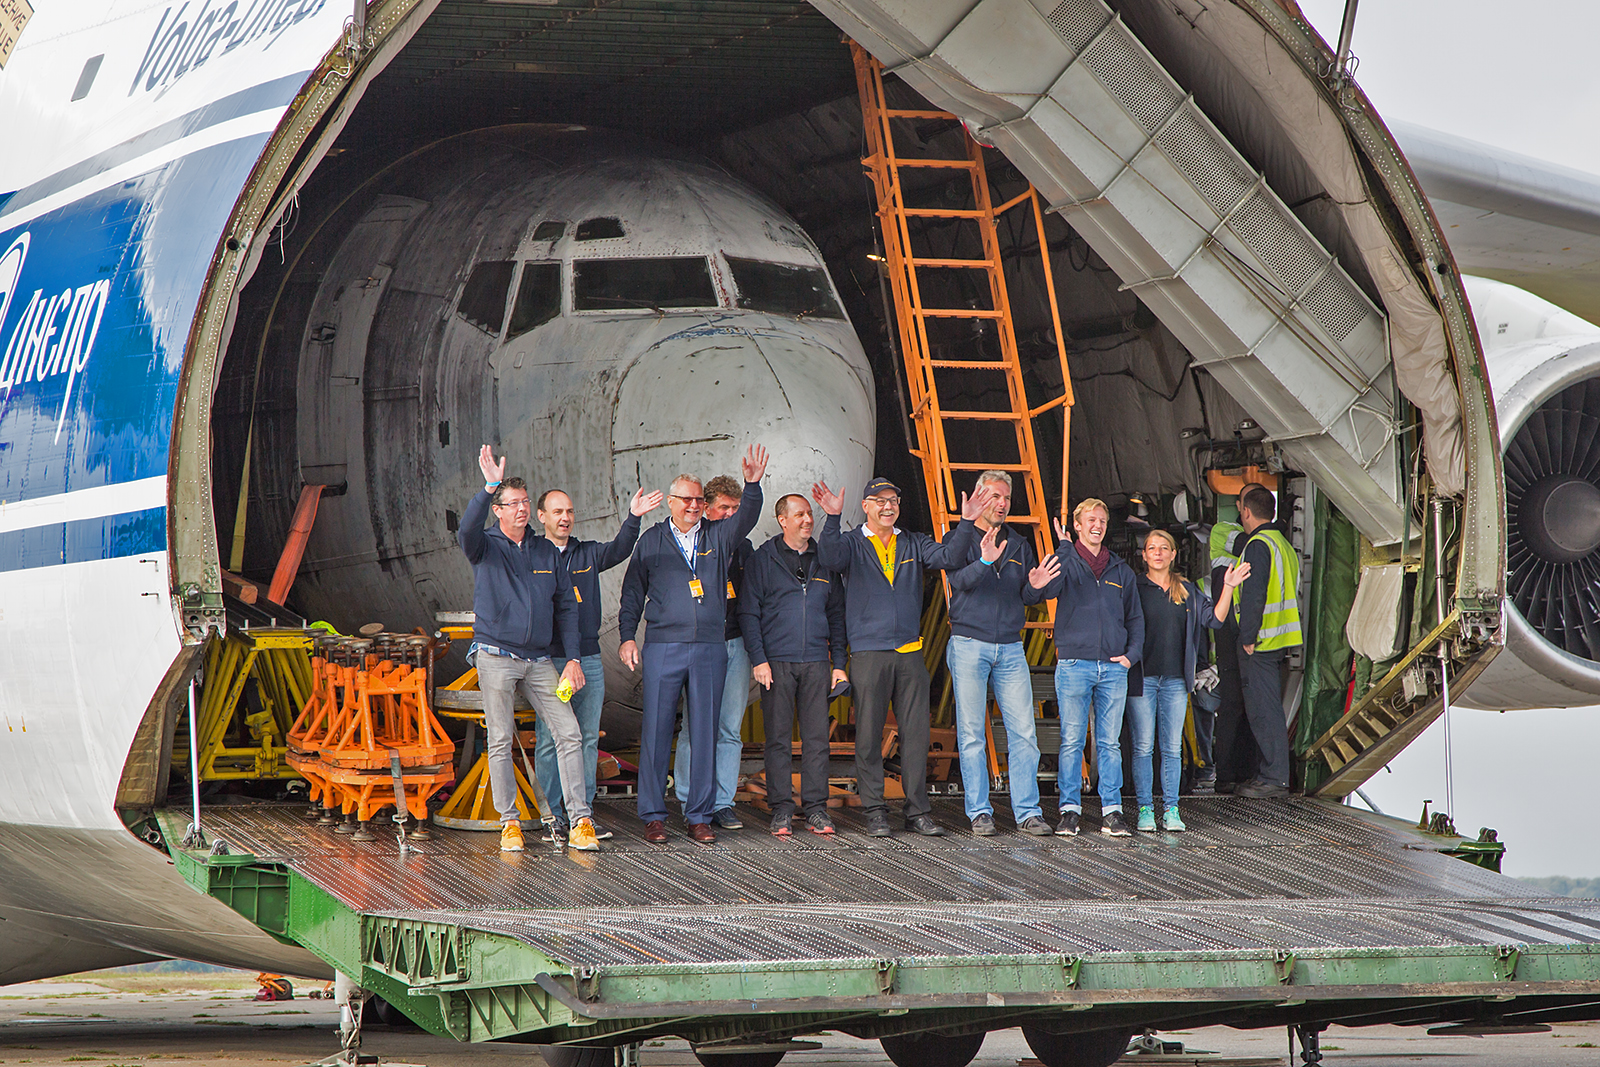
{"left": 1394, "top": 120, "right": 1600, "bottom": 325}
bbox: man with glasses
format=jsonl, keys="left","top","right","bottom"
{"left": 619, "top": 447, "right": 768, "bottom": 844}
{"left": 462, "top": 446, "right": 595, "bottom": 853}
{"left": 530, "top": 483, "right": 664, "bottom": 843}
{"left": 811, "top": 477, "right": 995, "bottom": 837}
{"left": 672, "top": 475, "right": 756, "bottom": 831}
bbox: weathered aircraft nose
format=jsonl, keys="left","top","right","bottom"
{"left": 611, "top": 324, "right": 876, "bottom": 539}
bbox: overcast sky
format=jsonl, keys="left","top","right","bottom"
{"left": 1296, "top": 1, "right": 1600, "bottom": 879}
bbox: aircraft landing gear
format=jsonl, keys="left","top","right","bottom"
{"left": 1021, "top": 1025, "right": 1134, "bottom": 1067}
{"left": 880, "top": 1029, "right": 985, "bottom": 1067}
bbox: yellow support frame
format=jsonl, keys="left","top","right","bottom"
{"left": 185, "top": 630, "right": 313, "bottom": 781}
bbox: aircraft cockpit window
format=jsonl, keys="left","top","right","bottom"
{"left": 572, "top": 257, "right": 718, "bottom": 311}
{"left": 506, "top": 262, "right": 561, "bottom": 338}
{"left": 574, "top": 217, "right": 625, "bottom": 241}
{"left": 727, "top": 257, "right": 844, "bottom": 319}
{"left": 456, "top": 260, "right": 516, "bottom": 334}
{"left": 532, "top": 221, "right": 566, "bottom": 242}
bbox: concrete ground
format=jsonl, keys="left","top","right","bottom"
{"left": 1, "top": 973, "right": 1595, "bottom": 1067}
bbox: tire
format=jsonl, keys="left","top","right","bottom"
{"left": 370, "top": 995, "right": 417, "bottom": 1028}
{"left": 690, "top": 1051, "right": 787, "bottom": 1067}
{"left": 881, "top": 1030, "right": 986, "bottom": 1067}
{"left": 1021, "top": 1025, "right": 1133, "bottom": 1067}
{"left": 536, "top": 1046, "right": 613, "bottom": 1067}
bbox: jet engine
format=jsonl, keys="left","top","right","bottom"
{"left": 1458, "top": 277, "right": 1600, "bottom": 709}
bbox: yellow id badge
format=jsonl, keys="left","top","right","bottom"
{"left": 573, "top": 588, "right": 583, "bottom": 603}
{"left": 688, "top": 578, "right": 705, "bottom": 598}
{"left": 726, "top": 581, "right": 737, "bottom": 599}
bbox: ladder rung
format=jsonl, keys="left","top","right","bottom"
{"left": 939, "top": 513, "right": 1045, "bottom": 525}
{"left": 928, "top": 359, "right": 1010, "bottom": 368}
{"left": 884, "top": 107, "right": 959, "bottom": 120}
{"left": 893, "top": 158, "right": 980, "bottom": 170}
{"left": 945, "top": 462, "right": 1032, "bottom": 471}
{"left": 917, "top": 308, "right": 1004, "bottom": 319}
{"left": 911, "top": 257, "right": 992, "bottom": 268}
{"left": 902, "top": 207, "right": 985, "bottom": 218}
{"left": 939, "top": 410, "right": 1025, "bottom": 421}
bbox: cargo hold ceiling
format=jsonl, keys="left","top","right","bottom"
{"left": 354, "top": 0, "right": 858, "bottom": 143}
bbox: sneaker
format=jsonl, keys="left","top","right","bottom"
{"left": 500, "top": 821, "right": 525, "bottom": 852}
{"left": 1019, "top": 815, "right": 1052, "bottom": 836}
{"left": 770, "top": 812, "right": 794, "bottom": 836}
{"left": 567, "top": 817, "right": 600, "bottom": 851}
{"left": 1136, "top": 806, "right": 1157, "bottom": 832}
{"left": 971, "top": 813, "right": 997, "bottom": 836}
{"left": 1055, "top": 811, "right": 1080, "bottom": 836}
{"left": 806, "top": 811, "right": 836, "bottom": 835}
{"left": 1101, "top": 810, "right": 1133, "bottom": 837}
{"left": 1163, "top": 806, "right": 1187, "bottom": 832}
{"left": 864, "top": 810, "right": 893, "bottom": 837}
{"left": 1193, "top": 771, "right": 1217, "bottom": 795}
{"left": 542, "top": 818, "right": 569, "bottom": 843}
{"left": 1237, "top": 779, "right": 1289, "bottom": 798}
{"left": 592, "top": 822, "right": 614, "bottom": 841}
{"left": 711, "top": 808, "right": 744, "bottom": 830}
{"left": 905, "top": 813, "right": 947, "bottom": 836}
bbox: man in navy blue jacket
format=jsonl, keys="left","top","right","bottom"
{"left": 530, "top": 484, "right": 663, "bottom": 841}
{"left": 739, "top": 494, "right": 849, "bottom": 836}
{"left": 1030, "top": 497, "right": 1145, "bottom": 838}
{"left": 462, "top": 446, "right": 594, "bottom": 853}
{"left": 812, "top": 477, "right": 995, "bottom": 837}
{"left": 618, "top": 445, "right": 767, "bottom": 844}
{"left": 945, "top": 470, "right": 1058, "bottom": 837}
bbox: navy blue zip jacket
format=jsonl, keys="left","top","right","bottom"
{"left": 1034, "top": 544, "right": 1144, "bottom": 664}
{"left": 738, "top": 535, "right": 847, "bottom": 668}
{"left": 724, "top": 538, "right": 754, "bottom": 642}
{"left": 618, "top": 481, "right": 762, "bottom": 644}
{"left": 543, "top": 512, "right": 641, "bottom": 659}
{"left": 458, "top": 489, "right": 580, "bottom": 663}
{"left": 815, "top": 513, "right": 975, "bottom": 652}
{"left": 1128, "top": 574, "right": 1224, "bottom": 695}
{"left": 947, "top": 521, "right": 1048, "bottom": 643}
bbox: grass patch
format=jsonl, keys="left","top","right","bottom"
{"left": 194, "top": 1020, "right": 247, "bottom": 1027}
{"left": 254, "top": 1010, "right": 308, "bottom": 1015}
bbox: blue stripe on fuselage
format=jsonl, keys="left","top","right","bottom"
{"left": 0, "top": 506, "right": 166, "bottom": 573}
{"left": 0, "top": 133, "right": 272, "bottom": 571}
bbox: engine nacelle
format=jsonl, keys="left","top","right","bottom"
{"left": 1458, "top": 277, "right": 1600, "bottom": 710}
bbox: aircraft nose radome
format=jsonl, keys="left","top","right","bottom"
{"left": 611, "top": 330, "right": 875, "bottom": 538}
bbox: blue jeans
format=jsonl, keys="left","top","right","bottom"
{"left": 675, "top": 636, "right": 750, "bottom": 812}
{"left": 1054, "top": 658, "right": 1129, "bottom": 813}
{"left": 534, "top": 652, "right": 604, "bottom": 824}
{"left": 1127, "top": 674, "right": 1187, "bottom": 810}
{"left": 948, "top": 636, "right": 1042, "bottom": 822}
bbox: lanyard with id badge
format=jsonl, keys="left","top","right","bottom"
{"left": 676, "top": 529, "right": 705, "bottom": 600}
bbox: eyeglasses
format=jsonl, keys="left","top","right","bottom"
{"left": 671, "top": 494, "right": 706, "bottom": 505}
{"left": 494, "top": 499, "right": 532, "bottom": 510}
{"left": 865, "top": 496, "right": 900, "bottom": 507}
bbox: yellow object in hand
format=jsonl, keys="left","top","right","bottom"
{"left": 556, "top": 677, "right": 574, "bottom": 703}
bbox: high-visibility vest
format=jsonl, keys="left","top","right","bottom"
{"left": 1209, "top": 522, "right": 1243, "bottom": 573}
{"left": 1235, "top": 527, "right": 1302, "bottom": 650}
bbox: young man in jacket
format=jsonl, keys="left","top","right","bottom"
{"left": 531, "top": 484, "right": 663, "bottom": 842}
{"left": 1029, "top": 497, "right": 1145, "bottom": 837}
{"left": 618, "top": 446, "right": 767, "bottom": 844}
{"left": 672, "top": 475, "right": 756, "bottom": 831}
{"left": 945, "top": 470, "right": 1058, "bottom": 837}
{"left": 811, "top": 477, "right": 996, "bottom": 837}
{"left": 739, "top": 493, "right": 848, "bottom": 836}
{"left": 463, "top": 446, "right": 594, "bottom": 853}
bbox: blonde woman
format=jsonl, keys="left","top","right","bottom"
{"left": 1128, "top": 530, "right": 1248, "bottom": 832}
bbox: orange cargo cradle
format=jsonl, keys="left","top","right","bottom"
{"left": 286, "top": 634, "right": 454, "bottom": 826}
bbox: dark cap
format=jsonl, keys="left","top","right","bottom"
{"left": 863, "top": 477, "right": 901, "bottom": 498}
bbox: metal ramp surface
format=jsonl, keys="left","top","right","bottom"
{"left": 164, "top": 797, "right": 1600, "bottom": 1044}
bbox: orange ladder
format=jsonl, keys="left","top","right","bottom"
{"left": 852, "top": 43, "right": 1074, "bottom": 602}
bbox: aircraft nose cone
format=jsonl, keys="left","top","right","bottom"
{"left": 611, "top": 327, "right": 875, "bottom": 539}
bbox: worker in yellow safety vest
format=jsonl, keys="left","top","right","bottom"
{"left": 1231, "top": 484, "right": 1302, "bottom": 797}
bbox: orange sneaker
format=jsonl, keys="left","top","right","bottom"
{"left": 567, "top": 817, "right": 600, "bottom": 852}
{"left": 500, "top": 821, "right": 525, "bottom": 852}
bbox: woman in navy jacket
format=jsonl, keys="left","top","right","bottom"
{"left": 1127, "top": 529, "right": 1248, "bottom": 833}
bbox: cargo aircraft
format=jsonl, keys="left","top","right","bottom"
{"left": 2, "top": 2, "right": 1598, "bottom": 1066}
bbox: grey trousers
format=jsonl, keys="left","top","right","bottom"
{"left": 476, "top": 652, "right": 591, "bottom": 825}
{"left": 850, "top": 649, "right": 932, "bottom": 818}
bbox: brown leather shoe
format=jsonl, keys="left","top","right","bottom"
{"left": 688, "top": 822, "right": 717, "bottom": 844}
{"left": 644, "top": 819, "right": 668, "bottom": 843}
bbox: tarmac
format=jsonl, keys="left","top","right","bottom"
{"left": 1, "top": 974, "right": 1596, "bottom": 1067}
